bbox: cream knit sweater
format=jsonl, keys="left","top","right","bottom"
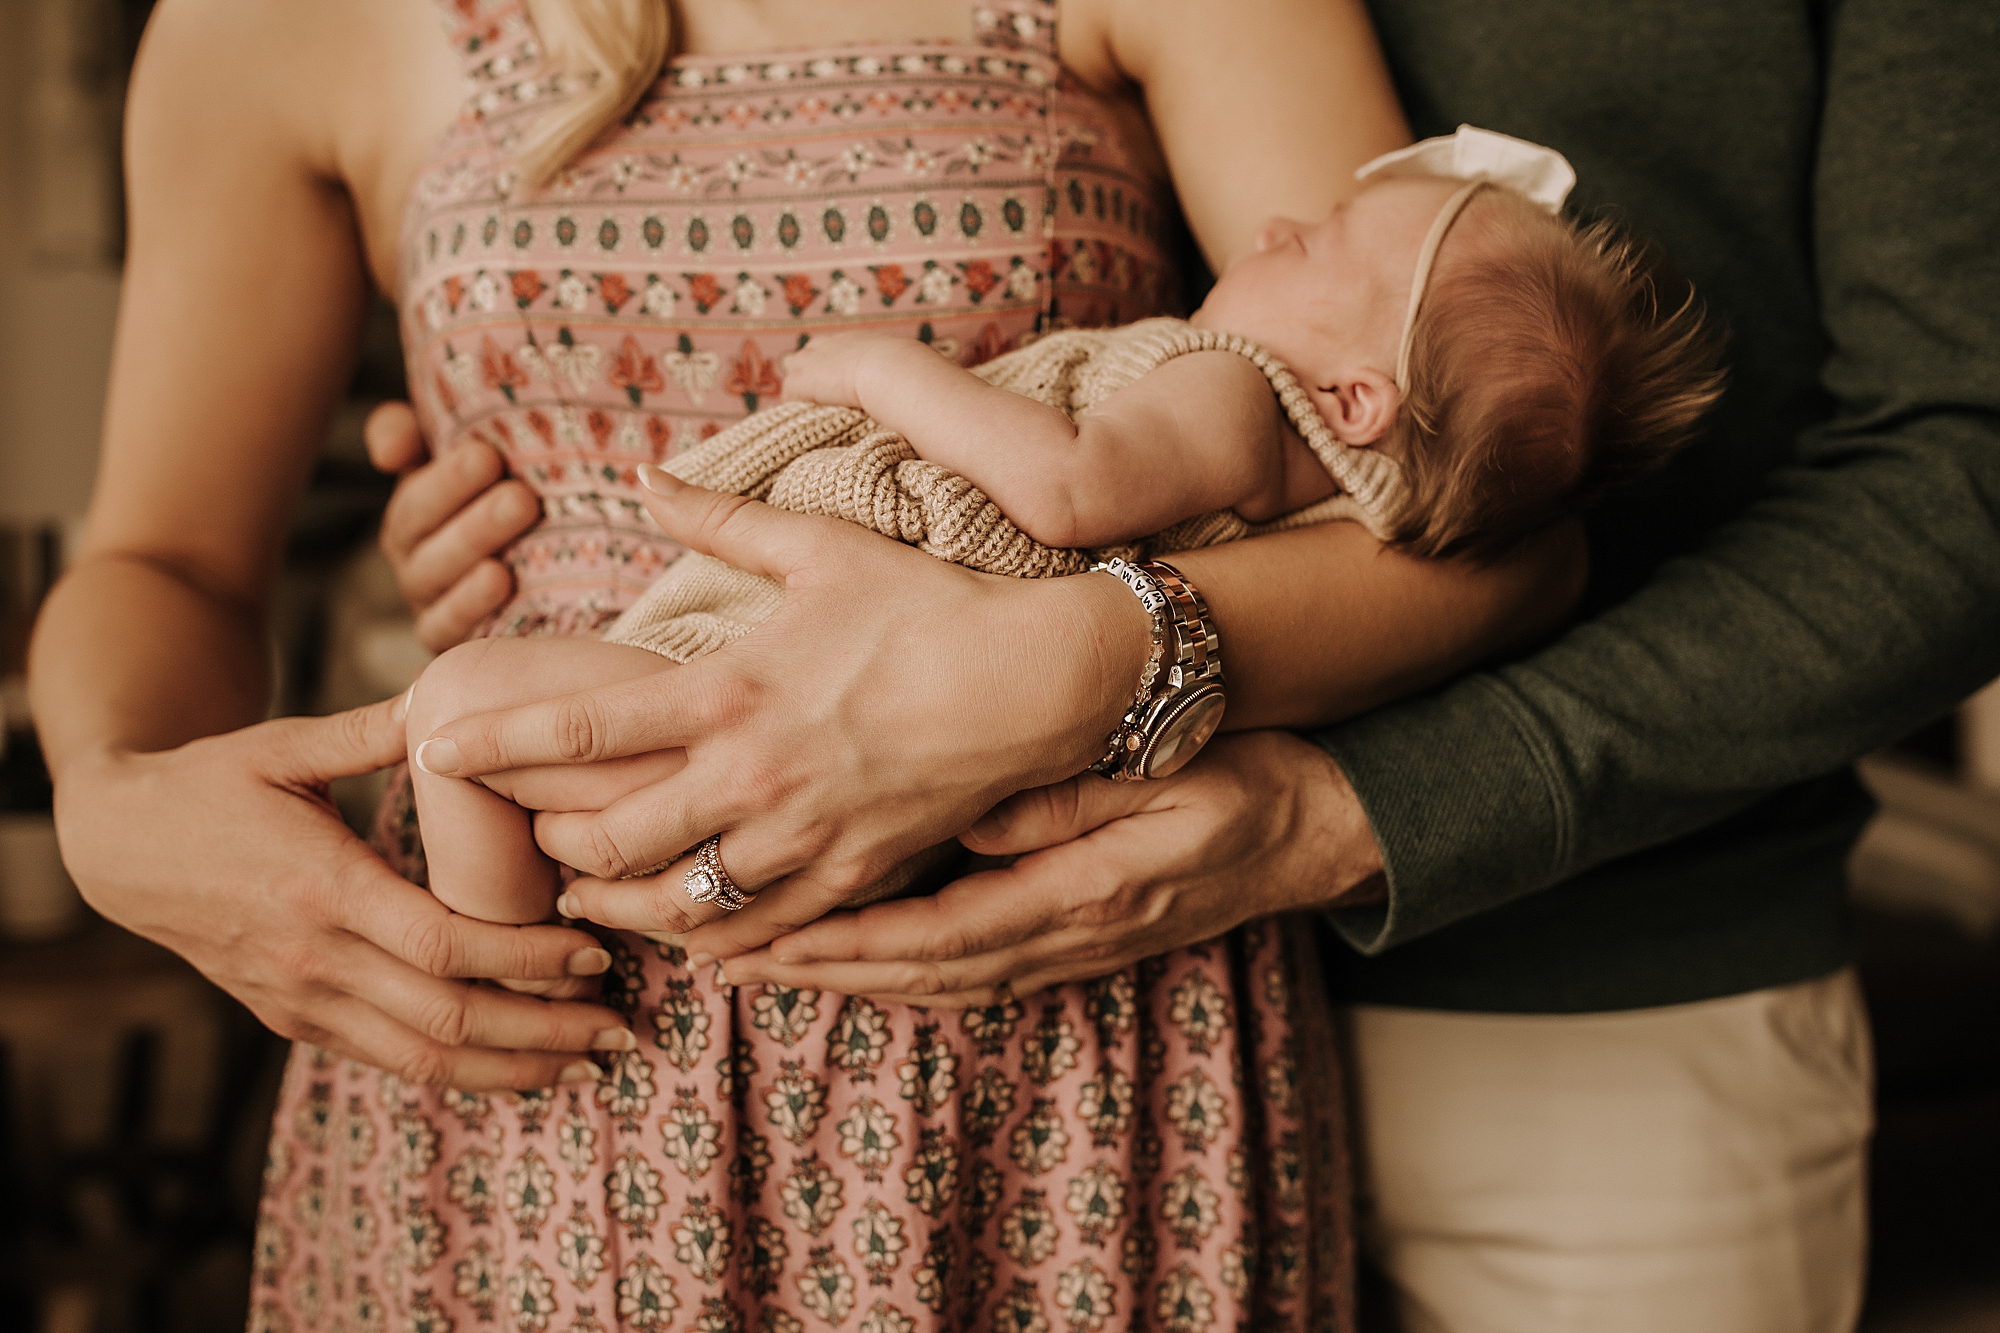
{"left": 604, "top": 318, "right": 1405, "bottom": 663}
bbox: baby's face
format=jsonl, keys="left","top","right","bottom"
{"left": 1196, "top": 177, "right": 1472, "bottom": 380}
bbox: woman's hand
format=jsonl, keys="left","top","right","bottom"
{"left": 711, "top": 730, "right": 1383, "bottom": 1005}
{"left": 55, "top": 694, "right": 633, "bottom": 1091}
{"left": 367, "top": 402, "right": 540, "bottom": 652}
{"left": 411, "top": 466, "right": 1154, "bottom": 954}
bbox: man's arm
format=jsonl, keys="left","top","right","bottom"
{"left": 1313, "top": 0, "right": 2000, "bottom": 952}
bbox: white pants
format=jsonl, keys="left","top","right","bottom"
{"left": 1342, "top": 969, "right": 1874, "bottom": 1333}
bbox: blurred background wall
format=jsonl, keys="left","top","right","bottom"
{"left": 0, "top": 1, "right": 1995, "bottom": 1330}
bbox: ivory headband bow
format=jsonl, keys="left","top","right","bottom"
{"left": 1355, "top": 125, "right": 1578, "bottom": 389}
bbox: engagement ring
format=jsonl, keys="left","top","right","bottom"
{"left": 683, "top": 834, "right": 753, "bottom": 911}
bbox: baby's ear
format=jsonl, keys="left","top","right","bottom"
{"left": 1315, "top": 368, "right": 1400, "bottom": 446}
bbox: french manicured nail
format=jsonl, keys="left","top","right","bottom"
{"left": 558, "top": 1061, "right": 603, "bottom": 1085}
{"left": 688, "top": 952, "right": 715, "bottom": 970}
{"left": 556, "top": 892, "right": 583, "bottom": 920}
{"left": 591, "top": 1027, "right": 636, "bottom": 1052}
{"left": 413, "top": 737, "right": 461, "bottom": 776}
{"left": 713, "top": 964, "right": 731, "bottom": 986}
{"left": 565, "top": 946, "right": 611, "bottom": 976}
{"left": 391, "top": 684, "right": 413, "bottom": 724}
{"left": 637, "top": 463, "right": 679, "bottom": 495}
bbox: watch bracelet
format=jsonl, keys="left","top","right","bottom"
{"left": 1088, "top": 558, "right": 1223, "bottom": 780}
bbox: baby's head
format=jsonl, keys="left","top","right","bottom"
{"left": 1380, "top": 185, "right": 1724, "bottom": 560}
{"left": 1197, "top": 139, "right": 1724, "bottom": 562}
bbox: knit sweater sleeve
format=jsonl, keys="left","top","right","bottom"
{"left": 1313, "top": 0, "right": 2000, "bottom": 953}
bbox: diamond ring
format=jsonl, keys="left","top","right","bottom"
{"left": 683, "top": 834, "right": 752, "bottom": 911}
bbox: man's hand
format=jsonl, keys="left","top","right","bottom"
{"left": 710, "top": 730, "right": 1385, "bottom": 1005}
{"left": 54, "top": 694, "right": 634, "bottom": 1090}
{"left": 367, "top": 402, "right": 539, "bottom": 652}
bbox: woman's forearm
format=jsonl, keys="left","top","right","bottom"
{"left": 1169, "top": 519, "right": 1587, "bottom": 731}
{"left": 30, "top": 555, "right": 271, "bottom": 773}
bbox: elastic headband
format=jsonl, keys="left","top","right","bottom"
{"left": 1392, "top": 179, "right": 1488, "bottom": 392}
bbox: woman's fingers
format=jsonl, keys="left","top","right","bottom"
{"left": 380, "top": 436, "right": 502, "bottom": 567}
{"left": 318, "top": 925, "right": 631, "bottom": 1056}
{"left": 413, "top": 557, "right": 514, "bottom": 653}
{"left": 493, "top": 974, "right": 602, "bottom": 1000}
{"left": 635, "top": 464, "right": 864, "bottom": 583}
{"left": 310, "top": 993, "right": 605, "bottom": 1093}
{"left": 375, "top": 433, "right": 537, "bottom": 651}
{"left": 263, "top": 695, "right": 412, "bottom": 783}
{"left": 326, "top": 851, "right": 615, "bottom": 988}
{"left": 362, "top": 400, "right": 427, "bottom": 474}
{"left": 414, "top": 663, "right": 729, "bottom": 779}
{"left": 558, "top": 862, "right": 731, "bottom": 939}
{"left": 398, "top": 477, "right": 539, "bottom": 611}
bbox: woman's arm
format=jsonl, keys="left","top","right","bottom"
{"left": 417, "top": 471, "right": 1577, "bottom": 946}
{"left": 30, "top": 0, "right": 626, "bottom": 1089}
{"left": 1065, "top": 0, "right": 1411, "bottom": 269}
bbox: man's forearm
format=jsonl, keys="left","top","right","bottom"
{"left": 1313, "top": 0, "right": 2000, "bottom": 956}
{"left": 1171, "top": 518, "right": 1583, "bottom": 732}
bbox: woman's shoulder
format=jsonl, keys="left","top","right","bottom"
{"left": 135, "top": 0, "right": 463, "bottom": 289}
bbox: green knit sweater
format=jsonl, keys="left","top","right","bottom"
{"left": 1316, "top": 0, "right": 2000, "bottom": 1011}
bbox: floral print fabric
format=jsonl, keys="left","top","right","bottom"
{"left": 253, "top": 1, "right": 1350, "bottom": 1329}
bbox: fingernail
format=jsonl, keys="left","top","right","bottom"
{"left": 688, "top": 952, "right": 714, "bottom": 970}
{"left": 591, "top": 1027, "right": 637, "bottom": 1052}
{"left": 558, "top": 1061, "right": 603, "bottom": 1084}
{"left": 968, "top": 807, "right": 1010, "bottom": 842}
{"left": 413, "top": 736, "right": 461, "bottom": 776}
{"left": 556, "top": 892, "right": 583, "bottom": 920}
{"left": 391, "top": 683, "right": 414, "bottom": 724}
{"left": 637, "top": 463, "right": 680, "bottom": 495}
{"left": 714, "top": 964, "right": 731, "bottom": 987}
{"left": 565, "top": 946, "right": 611, "bottom": 976}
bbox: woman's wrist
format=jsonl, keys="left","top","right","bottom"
{"left": 1028, "top": 568, "right": 1158, "bottom": 776}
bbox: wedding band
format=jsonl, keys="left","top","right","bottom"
{"left": 683, "top": 835, "right": 753, "bottom": 911}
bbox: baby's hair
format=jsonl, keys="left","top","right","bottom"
{"left": 1386, "top": 190, "right": 1726, "bottom": 563}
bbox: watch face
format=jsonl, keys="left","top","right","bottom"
{"left": 1140, "top": 686, "right": 1227, "bottom": 779}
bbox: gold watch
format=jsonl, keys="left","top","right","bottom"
{"left": 1090, "top": 558, "right": 1226, "bottom": 781}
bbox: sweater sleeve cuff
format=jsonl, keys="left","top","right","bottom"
{"left": 1310, "top": 674, "right": 1576, "bottom": 955}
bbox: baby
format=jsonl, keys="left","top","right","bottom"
{"left": 405, "top": 127, "right": 1723, "bottom": 925}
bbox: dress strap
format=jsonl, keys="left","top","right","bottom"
{"left": 432, "top": 0, "right": 545, "bottom": 86}
{"left": 974, "top": 0, "right": 1059, "bottom": 58}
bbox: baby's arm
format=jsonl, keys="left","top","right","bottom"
{"left": 783, "top": 334, "right": 1334, "bottom": 547}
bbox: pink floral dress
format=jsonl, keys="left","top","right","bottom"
{"left": 252, "top": 3, "right": 1350, "bottom": 1330}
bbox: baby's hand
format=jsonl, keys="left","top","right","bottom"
{"left": 781, "top": 332, "right": 898, "bottom": 408}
